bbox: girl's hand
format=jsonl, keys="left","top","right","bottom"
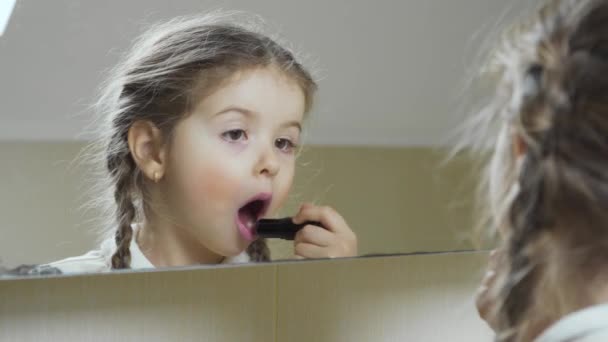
{"left": 292, "top": 203, "right": 358, "bottom": 259}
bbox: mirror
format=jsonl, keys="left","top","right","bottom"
{"left": 0, "top": 0, "right": 539, "bottom": 277}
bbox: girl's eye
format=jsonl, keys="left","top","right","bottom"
{"left": 275, "top": 138, "right": 297, "bottom": 153}
{"left": 222, "top": 129, "right": 247, "bottom": 142}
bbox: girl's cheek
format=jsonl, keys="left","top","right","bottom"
{"left": 177, "top": 138, "right": 238, "bottom": 201}
{"left": 271, "top": 171, "right": 295, "bottom": 214}
{"left": 188, "top": 163, "right": 239, "bottom": 209}
{"left": 221, "top": 140, "right": 248, "bottom": 155}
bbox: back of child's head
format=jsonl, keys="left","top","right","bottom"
{"left": 86, "top": 12, "right": 317, "bottom": 269}
{"left": 459, "top": 0, "right": 608, "bottom": 340}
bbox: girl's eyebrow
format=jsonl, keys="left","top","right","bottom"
{"left": 213, "top": 106, "right": 254, "bottom": 118}
{"left": 280, "top": 121, "right": 302, "bottom": 133}
{"left": 214, "top": 106, "right": 302, "bottom": 132}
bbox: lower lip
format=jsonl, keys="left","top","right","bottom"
{"left": 236, "top": 217, "right": 256, "bottom": 242}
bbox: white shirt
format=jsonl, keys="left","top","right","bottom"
{"left": 535, "top": 304, "right": 608, "bottom": 342}
{"left": 35, "top": 226, "right": 250, "bottom": 275}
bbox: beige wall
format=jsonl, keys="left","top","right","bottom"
{"left": 0, "top": 143, "right": 98, "bottom": 267}
{"left": 0, "top": 252, "right": 493, "bottom": 342}
{"left": 271, "top": 146, "right": 476, "bottom": 259}
{"left": 0, "top": 142, "right": 476, "bottom": 267}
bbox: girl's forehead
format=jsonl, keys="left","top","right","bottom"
{"left": 193, "top": 67, "right": 307, "bottom": 120}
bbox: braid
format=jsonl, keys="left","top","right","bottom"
{"left": 489, "top": 1, "right": 608, "bottom": 340}
{"left": 109, "top": 149, "right": 138, "bottom": 269}
{"left": 246, "top": 238, "right": 271, "bottom": 262}
{"left": 495, "top": 36, "right": 567, "bottom": 342}
{"left": 498, "top": 151, "right": 548, "bottom": 341}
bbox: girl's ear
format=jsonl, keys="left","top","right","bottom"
{"left": 127, "top": 120, "right": 168, "bottom": 183}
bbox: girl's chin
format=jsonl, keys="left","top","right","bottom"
{"left": 216, "top": 241, "right": 249, "bottom": 258}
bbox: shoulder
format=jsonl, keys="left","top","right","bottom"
{"left": 37, "top": 238, "right": 115, "bottom": 275}
{"left": 43, "top": 249, "right": 111, "bottom": 274}
{"left": 223, "top": 251, "right": 251, "bottom": 264}
{"left": 535, "top": 304, "right": 608, "bottom": 342}
{"left": 0, "top": 249, "right": 111, "bottom": 278}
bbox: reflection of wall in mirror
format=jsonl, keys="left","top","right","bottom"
{"left": 0, "top": 142, "right": 477, "bottom": 267}
{"left": 0, "top": 253, "right": 493, "bottom": 341}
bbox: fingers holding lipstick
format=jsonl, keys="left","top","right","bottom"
{"left": 294, "top": 243, "right": 327, "bottom": 259}
{"left": 292, "top": 203, "right": 358, "bottom": 259}
{"left": 294, "top": 225, "right": 333, "bottom": 247}
{"left": 293, "top": 203, "right": 349, "bottom": 234}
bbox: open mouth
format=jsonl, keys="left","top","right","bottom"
{"left": 236, "top": 193, "right": 271, "bottom": 241}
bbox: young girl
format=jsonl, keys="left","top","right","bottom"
{"left": 28, "top": 12, "right": 357, "bottom": 274}
{"left": 464, "top": 0, "right": 608, "bottom": 341}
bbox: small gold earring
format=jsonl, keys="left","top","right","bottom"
{"left": 153, "top": 171, "right": 160, "bottom": 183}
